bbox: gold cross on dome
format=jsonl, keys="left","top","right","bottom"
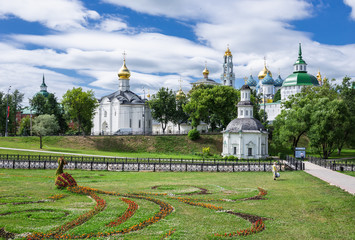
{"left": 244, "top": 77, "right": 247, "bottom": 84}
{"left": 178, "top": 76, "right": 182, "bottom": 89}
{"left": 122, "top": 51, "right": 127, "bottom": 60}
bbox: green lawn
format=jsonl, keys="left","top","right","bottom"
{"left": 0, "top": 169, "right": 354, "bottom": 239}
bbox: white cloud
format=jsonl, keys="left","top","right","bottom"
{"left": 0, "top": 0, "right": 354, "bottom": 102}
{"left": 97, "top": 17, "right": 127, "bottom": 32}
{"left": 344, "top": 0, "right": 355, "bottom": 19}
{"left": 0, "top": 0, "right": 99, "bottom": 30}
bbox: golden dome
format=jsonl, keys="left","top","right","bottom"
{"left": 176, "top": 89, "right": 186, "bottom": 99}
{"left": 224, "top": 47, "right": 232, "bottom": 56}
{"left": 118, "top": 59, "right": 131, "bottom": 80}
{"left": 203, "top": 66, "right": 209, "bottom": 75}
{"left": 258, "top": 65, "right": 272, "bottom": 80}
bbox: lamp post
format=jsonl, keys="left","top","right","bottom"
{"left": 5, "top": 86, "right": 11, "bottom": 137}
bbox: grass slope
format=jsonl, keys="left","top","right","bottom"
{"left": 0, "top": 169, "right": 354, "bottom": 239}
{"left": 0, "top": 135, "right": 222, "bottom": 159}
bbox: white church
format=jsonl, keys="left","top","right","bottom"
{"left": 92, "top": 56, "right": 152, "bottom": 135}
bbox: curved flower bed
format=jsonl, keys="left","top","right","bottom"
{"left": 214, "top": 219, "right": 265, "bottom": 237}
{"left": 106, "top": 198, "right": 138, "bottom": 227}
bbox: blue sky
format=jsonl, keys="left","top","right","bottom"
{"left": 0, "top": 0, "right": 354, "bottom": 104}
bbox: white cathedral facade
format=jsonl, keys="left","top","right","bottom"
{"left": 92, "top": 57, "right": 152, "bottom": 135}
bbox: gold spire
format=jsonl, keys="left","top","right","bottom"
{"left": 258, "top": 57, "right": 272, "bottom": 80}
{"left": 118, "top": 51, "right": 131, "bottom": 80}
{"left": 244, "top": 77, "right": 248, "bottom": 84}
{"left": 316, "top": 69, "right": 322, "bottom": 86}
{"left": 224, "top": 44, "right": 232, "bottom": 56}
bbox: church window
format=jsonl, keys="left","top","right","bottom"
{"left": 230, "top": 80, "right": 232, "bottom": 85}
{"left": 139, "top": 120, "right": 141, "bottom": 128}
{"left": 250, "top": 110, "right": 253, "bottom": 116}
{"left": 248, "top": 148, "right": 252, "bottom": 156}
{"left": 148, "top": 120, "right": 151, "bottom": 128}
{"left": 245, "top": 110, "right": 248, "bottom": 116}
{"left": 129, "top": 119, "right": 132, "bottom": 128}
{"left": 233, "top": 147, "right": 237, "bottom": 155}
{"left": 240, "top": 110, "right": 243, "bottom": 116}
{"left": 104, "top": 111, "right": 107, "bottom": 117}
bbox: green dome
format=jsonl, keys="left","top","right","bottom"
{"left": 282, "top": 72, "right": 319, "bottom": 87}
{"left": 36, "top": 90, "right": 49, "bottom": 97}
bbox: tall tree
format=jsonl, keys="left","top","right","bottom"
{"left": 62, "top": 88, "right": 98, "bottom": 135}
{"left": 335, "top": 76, "right": 355, "bottom": 154}
{"left": 30, "top": 93, "right": 67, "bottom": 133}
{"left": 32, "top": 114, "right": 59, "bottom": 149}
{"left": 272, "top": 86, "right": 315, "bottom": 153}
{"left": 148, "top": 87, "right": 176, "bottom": 134}
{"left": 308, "top": 97, "right": 348, "bottom": 159}
{"left": 184, "top": 85, "right": 239, "bottom": 131}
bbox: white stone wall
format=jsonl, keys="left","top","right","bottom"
{"left": 281, "top": 85, "right": 304, "bottom": 100}
{"left": 152, "top": 122, "right": 208, "bottom": 135}
{"left": 261, "top": 103, "right": 282, "bottom": 122}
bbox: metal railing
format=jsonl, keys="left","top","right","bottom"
{"left": 308, "top": 156, "right": 355, "bottom": 171}
{"left": 0, "top": 154, "right": 298, "bottom": 172}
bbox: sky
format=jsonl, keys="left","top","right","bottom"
{"left": 0, "top": 0, "right": 354, "bottom": 104}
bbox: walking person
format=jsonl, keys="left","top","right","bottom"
{"left": 272, "top": 162, "right": 278, "bottom": 180}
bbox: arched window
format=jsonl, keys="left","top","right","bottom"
{"left": 240, "top": 110, "right": 243, "bottom": 116}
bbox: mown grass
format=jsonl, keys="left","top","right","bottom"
{"left": 0, "top": 169, "right": 354, "bottom": 239}
{"left": 0, "top": 135, "right": 223, "bottom": 159}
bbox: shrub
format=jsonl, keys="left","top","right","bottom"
{"left": 228, "top": 155, "right": 238, "bottom": 161}
{"left": 202, "top": 147, "right": 211, "bottom": 156}
{"left": 188, "top": 129, "right": 200, "bottom": 140}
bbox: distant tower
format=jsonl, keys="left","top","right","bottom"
{"left": 221, "top": 46, "right": 235, "bottom": 87}
{"left": 37, "top": 74, "right": 49, "bottom": 97}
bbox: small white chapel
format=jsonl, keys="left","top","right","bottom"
{"left": 222, "top": 85, "right": 268, "bottom": 159}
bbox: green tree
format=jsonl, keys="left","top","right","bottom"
{"left": 32, "top": 114, "right": 59, "bottom": 149}
{"left": 308, "top": 97, "right": 348, "bottom": 159}
{"left": 30, "top": 93, "right": 67, "bottom": 133}
{"left": 184, "top": 85, "right": 239, "bottom": 131}
{"left": 148, "top": 87, "right": 176, "bottom": 134}
{"left": 273, "top": 89, "right": 281, "bottom": 102}
{"left": 272, "top": 87, "right": 315, "bottom": 153}
{"left": 29, "top": 94, "right": 47, "bottom": 115}
{"left": 17, "top": 116, "right": 31, "bottom": 136}
{"left": 335, "top": 76, "right": 355, "bottom": 154}
{"left": 62, "top": 88, "right": 98, "bottom": 135}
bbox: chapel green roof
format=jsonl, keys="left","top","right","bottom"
{"left": 282, "top": 72, "right": 319, "bottom": 87}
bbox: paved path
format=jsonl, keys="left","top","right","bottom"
{"left": 0, "top": 147, "right": 122, "bottom": 158}
{"left": 304, "top": 161, "right": 355, "bottom": 195}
